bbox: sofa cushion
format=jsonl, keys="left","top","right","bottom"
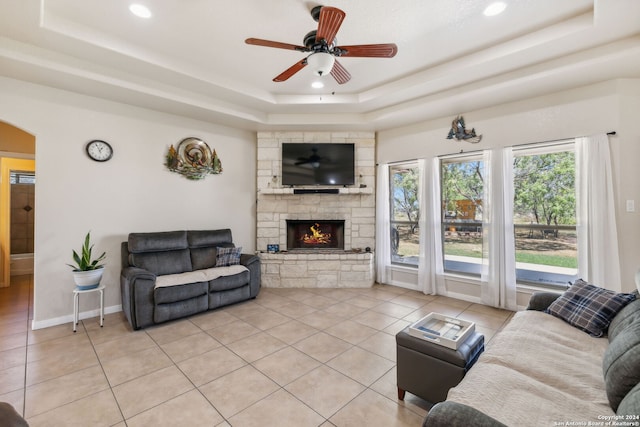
{"left": 129, "top": 249, "right": 192, "bottom": 276}
{"left": 127, "top": 231, "right": 193, "bottom": 275}
{"left": 210, "top": 268, "right": 251, "bottom": 292}
{"left": 155, "top": 281, "right": 208, "bottom": 304}
{"left": 546, "top": 279, "right": 637, "bottom": 337}
{"left": 154, "top": 294, "right": 209, "bottom": 324}
{"left": 128, "top": 231, "right": 188, "bottom": 253}
{"left": 603, "top": 320, "right": 640, "bottom": 412}
{"left": 617, "top": 382, "right": 640, "bottom": 416}
{"left": 187, "top": 229, "right": 233, "bottom": 248}
{"left": 215, "top": 247, "right": 242, "bottom": 267}
{"left": 209, "top": 284, "right": 251, "bottom": 309}
{"left": 609, "top": 295, "right": 640, "bottom": 342}
{"left": 155, "top": 265, "right": 249, "bottom": 288}
{"left": 190, "top": 247, "right": 218, "bottom": 270}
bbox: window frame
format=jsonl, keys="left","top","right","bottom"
{"left": 439, "top": 152, "right": 485, "bottom": 277}
{"left": 10, "top": 171, "right": 36, "bottom": 185}
{"left": 511, "top": 140, "right": 578, "bottom": 288}
{"left": 437, "top": 142, "right": 578, "bottom": 288}
{"left": 388, "top": 162, "right": 420, "bottom": 268}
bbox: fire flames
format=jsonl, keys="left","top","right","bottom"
{"left": 301, "top": 223, "right": 332, "bottom": 245}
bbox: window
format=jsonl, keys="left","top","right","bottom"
{"left": 438, "top": 143, "right": 578, "bottom": 287}
{"left": 389, "top": 163, "right": 419, "bottom": 266}
{"left": 512, "top": 143, "right": 577, "bottom": 287}
{"left": 440, "top": 155, "right": 484, "bottom": 275}
{"left": 10, "top": 171, "right": 35, "bottom": 184}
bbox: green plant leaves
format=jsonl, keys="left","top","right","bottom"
{"left": 67, "top": 232, "right": 106, "bottom": 271}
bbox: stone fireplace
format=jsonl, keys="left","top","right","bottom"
{"left": 256, "top": 131, "right": 376, "bottom": 288}
{"left": 286, "top": 220, "right": 345, "bottom": 251}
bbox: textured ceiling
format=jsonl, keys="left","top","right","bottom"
{"left": 1, "top": 0, "right": 639, "bottom": 130}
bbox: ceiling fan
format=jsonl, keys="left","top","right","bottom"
{"left": 245, "top": 5, "right": 397, "bottom": 84}
{"left": 295, "top": 148, "right": 323, "bottom": 167}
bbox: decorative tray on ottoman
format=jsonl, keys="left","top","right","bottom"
{"left": 408, "top": 312, "right": 475, "bottom": 350}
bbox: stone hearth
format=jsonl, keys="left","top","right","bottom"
{"left": 260, "top": 251, "right": 374, "bottom": 288}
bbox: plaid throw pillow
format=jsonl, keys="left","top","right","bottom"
{"left": 215, "top": 246, "right": 242, "bottom": 267}
{"left": 546, "top": 279, "right": 637, "bottom": 337}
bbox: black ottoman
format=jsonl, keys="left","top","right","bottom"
{"left": 396, "top": 328, "right": 484, "bottom": 404}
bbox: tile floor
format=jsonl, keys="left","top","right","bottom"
{"left": 0, "top": 275, "right": 514, "bottom": 426}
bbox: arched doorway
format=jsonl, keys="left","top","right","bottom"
{"left": 0, "top": 121, "right": 36, "bottom": 288}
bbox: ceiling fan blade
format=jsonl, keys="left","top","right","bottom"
{"left": 245, "top": 38, "right": 307, "bottom": 52}
{"left": 336, "top": 43, "right": 398, "bottom": 58}
{"left": 330, "top": 60, "right": 351, "bottom": 85}
{"left": 316, "top": 7, "right": 345, "bottom": 46}
{"left": 273, "top": 59, "right": 307, "bottom": 82}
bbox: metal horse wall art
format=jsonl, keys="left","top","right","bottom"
{"left": 446, "top": 116, "right": 482, "bottom": 144}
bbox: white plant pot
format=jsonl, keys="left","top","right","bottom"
{"left": 72, "top": 268, "right": 104, "bottom": 290}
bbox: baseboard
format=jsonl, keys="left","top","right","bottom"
{"left": 31, "top": 304, "right": 122, "bottom": 330}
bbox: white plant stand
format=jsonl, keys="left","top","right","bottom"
{"left": 73, "top": 284, "right": 105, "bottom": 332}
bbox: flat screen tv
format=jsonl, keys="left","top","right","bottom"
{"left": 281, "top": 143, "right": 355, "bottom": 186}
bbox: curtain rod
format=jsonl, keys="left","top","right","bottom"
{"left": 513, "top": 131, "right": 617, "bottom": 150}
{"left": 378, "top": 131, "right": 617, "bottom": 165}
{"left": 381, "top": 158, "right": 421, "bottom": 166}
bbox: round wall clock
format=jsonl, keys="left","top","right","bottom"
{"left": 86, "top": 140, "right": 113, "bottom": 162}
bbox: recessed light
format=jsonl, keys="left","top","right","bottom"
{"left": 311, "top": 81, "right": 324, "bottom": 89}
{"left": 129, "top": 4, "right": 152, "bottom": 18}
{"left": 483, "top": 2, "right": 507, "bottom": 16}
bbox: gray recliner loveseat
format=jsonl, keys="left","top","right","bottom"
{"left": 120, "top": 229, "right": 260, "bottom": 330}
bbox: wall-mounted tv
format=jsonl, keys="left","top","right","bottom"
{"left": 281, "top": 143, "right": 355, "bottom": 186}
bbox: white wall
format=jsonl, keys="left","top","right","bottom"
{"left": 0, "top": 77, "right": 257, "bottom": 328}
{"left": 377, "top": 79, "right": 640, "bottom": 298}
{"left": 615, "top": 80, "right": 640, "bottom": 291}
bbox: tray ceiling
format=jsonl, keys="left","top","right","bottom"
{"left": 0, "top": 0, "right": 639, "bottom": 130}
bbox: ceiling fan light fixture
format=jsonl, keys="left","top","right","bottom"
{"left": 307, "top": 52, "right": 335, "bottom": 77}
{"left": 483, "top": 2, "right": 507, "bottom": 16}
{"left": 311, "top": 81, "right": 324, "bottom": 89}
{"left": 245, "top": 6, "right": 396, "bottom": 84}
{"left": 129, "top": 4, "right": 152, "bottom": 18}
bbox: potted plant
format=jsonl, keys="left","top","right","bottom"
{"left": 67, "top": 231, "right": 106, "bottom": 290}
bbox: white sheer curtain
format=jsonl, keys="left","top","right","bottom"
{"left": 480, "top": 148, "right": 517, "bottom": 310}
{"left": 575, "top": 134, "right": 621, "bottom": 290}
{"left": 375, "top": 164, "right": 391, "bottom": 285}
{"left": 417, "top": 158, "right": 446, "bottom": 295}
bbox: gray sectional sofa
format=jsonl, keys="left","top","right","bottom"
{"left": 424, "top": 288, "right": 640, "bottom": 426}
{"left": 120, "top": 229, "right": 260, "bottom": 330}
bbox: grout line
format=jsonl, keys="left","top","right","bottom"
{"left": 85, "top": 319, "right": 128, "bottom": 425}
{"left": 147, "top": 319, "right": 228, "bottom": 423}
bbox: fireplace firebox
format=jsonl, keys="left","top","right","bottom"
{"left": 286, "top": 220, "right": 345, "bottom": 250}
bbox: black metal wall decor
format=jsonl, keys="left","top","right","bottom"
{"left": 446, "top": 116, "right": 482, "bottom": 144}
